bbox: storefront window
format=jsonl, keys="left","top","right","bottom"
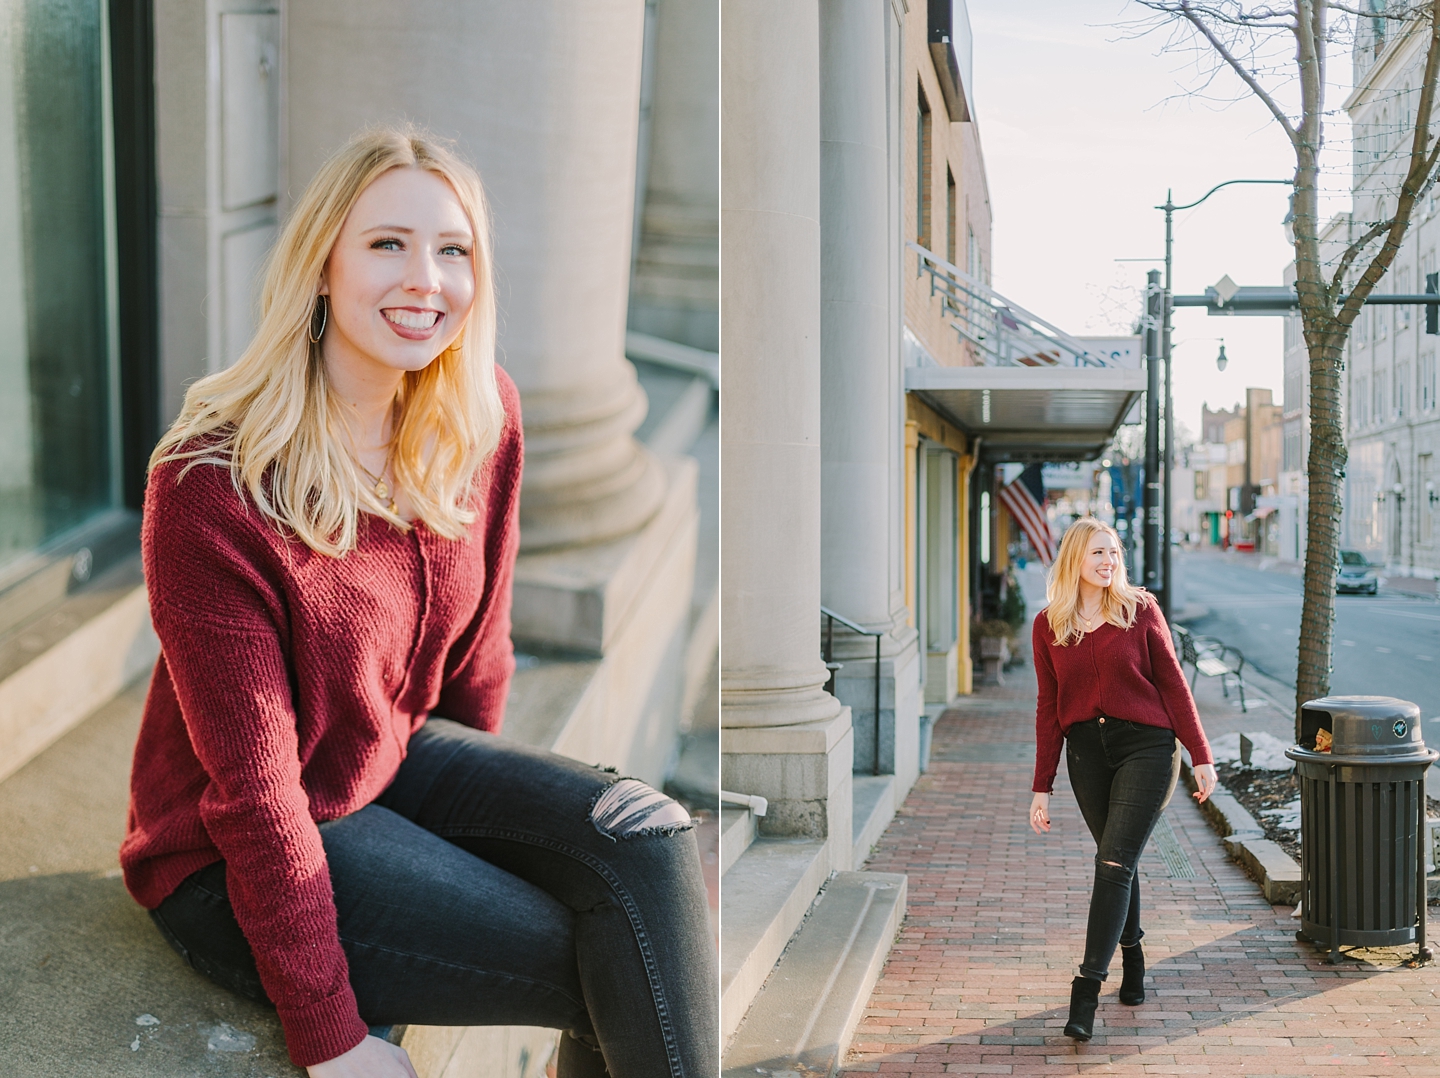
{"left": 0, "top": 0, "right": 118, "bottom": 581}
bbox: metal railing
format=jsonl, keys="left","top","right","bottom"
{"left": 908, "top": 241, "right": 1116, "bottom": 368}
{"left": 821, "top": 606, "right": 884, "bottom": 777}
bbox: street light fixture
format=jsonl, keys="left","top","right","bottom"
{"left": 1216, "top": 341, "right": 1228, "bottom": 371}
{"left": 1156, "top": 178, "right": 1295, "bottom": 624}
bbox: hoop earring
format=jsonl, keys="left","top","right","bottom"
{"left": 308, "top": 295, "right": 328, "bottom": 343}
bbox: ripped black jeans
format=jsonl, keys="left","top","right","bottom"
{"left": 1065, "top": 717, "right": 1181, "bottom": 982}
{"left": 148, "top": 718, "right": 718, "bottom": 1078}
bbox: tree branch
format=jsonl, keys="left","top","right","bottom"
{"left": 1330, "top": 215, "right": 1398, "bottom": 298}
{"left": 1169, "top": 1, "right": 1303, "bottom": 147}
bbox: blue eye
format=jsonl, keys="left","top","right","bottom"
{"left": 441, "top": 244, "right": 469, "bottom": 257}
{"left": 370, "top": 237, "right": 402, "bottom": 251}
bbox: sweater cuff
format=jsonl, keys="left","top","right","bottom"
{"left": 278, "top": 983, "right": 370, "bottom": 1069}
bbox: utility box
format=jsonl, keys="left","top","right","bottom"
{"left": 1287, "top": 696, "right": 1438, "bottom": 962}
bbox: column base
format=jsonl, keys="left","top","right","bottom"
{"left": 722, "top": 710, "right": 854, "bottom": 870}
{"left": 512, "top": 458, "right": 697, "bottom": 656}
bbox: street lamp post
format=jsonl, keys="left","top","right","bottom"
{"left": 1158, "top": 178, "right": 1294, "bottom": 624}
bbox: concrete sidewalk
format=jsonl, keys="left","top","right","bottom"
{"left": 839, "top": 644, "right": 1440, "bottom": 1076}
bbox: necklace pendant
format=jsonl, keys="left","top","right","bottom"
{"left": 374, "top": 478, "right": 389, "bottom": 501}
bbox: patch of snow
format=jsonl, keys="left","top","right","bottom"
{"left": 135, "top": 1014, "right": 159, "bottom": 1026}
{"left": 1261, "top": 797, "right": 1302, "bottom": 831}
{"left": 1209, "top": 730, "right": 1294, "bottom": 770}
{"left": 130, "top": 1036, "right": 140, "bottom": 1052}
{"left": 206, "top": 1023, "right": 257, "bottom": 1053}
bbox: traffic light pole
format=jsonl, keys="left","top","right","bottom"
{"left": 1158, "top": 178, "right": 1293, "bottom": 625}
{"left": 1144, "top": 269, "right": 1162, "bottom": 595}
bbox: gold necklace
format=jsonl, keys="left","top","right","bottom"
{"left": 1078, "top": 603, "right": 1102, "bottom": 629}
{"left": 356, "top": 455, "right": 398, "bottom": 515}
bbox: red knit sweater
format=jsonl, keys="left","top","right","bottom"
{"left": 120, "top": 370, "right": 522, "bottom": 1068}
{"left": 1031, "top": 594, "right": 1213, "bottom": 794}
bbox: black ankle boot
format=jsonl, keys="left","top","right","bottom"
{"left": 1064, "top": 975, "right": 1101, "bottom": 1040}
{"left": 1119, "top": 943, "right": 1145, "bottom": 1005}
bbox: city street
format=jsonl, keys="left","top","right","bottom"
{"left": 1179, "top": 550, "right": 1440, "bottom": 720}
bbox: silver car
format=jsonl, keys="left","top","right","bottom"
{"left": 1336, "top": 550, "right": 1379, "bottom": 595}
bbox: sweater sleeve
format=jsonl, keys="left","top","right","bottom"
{"left": 1142, "top": 599, "right": 1214, "bottom": 766}
{"left": 143, "top": 465, "right": 368, "bottom": 1068}
{"left": 437, "top": 369, "right": 523, "bottom": 731}
{"left": 1032, "top": 611, "right": 1064, "bottom": 793}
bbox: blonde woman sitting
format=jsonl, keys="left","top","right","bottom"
{"left": 120, "top": 127, "right": 716, "bottom": 1078}
{"left": 1027, "top": 517, "right": 1216, "bottom": 1041}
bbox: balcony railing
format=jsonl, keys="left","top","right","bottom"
{"left": 909, "top": 241, "right": 1117, "bottom": 369}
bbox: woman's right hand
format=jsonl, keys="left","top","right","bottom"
{"left": 307, "top": 1035, "right": 418, "bottom": 1078}
{"left": 1029, "top": 791, "right": 1051, "bottom": 834}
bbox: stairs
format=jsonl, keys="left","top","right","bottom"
{"left": 719, "top": 775, "right": 906, "bottom": 1076}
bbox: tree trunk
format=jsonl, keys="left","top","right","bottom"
{"left": 1296, "top": 323, "right": 1346, "bottom": 731}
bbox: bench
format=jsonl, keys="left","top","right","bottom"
{"left": 1172, "top": 624, "right": 1248, "bottom": 713}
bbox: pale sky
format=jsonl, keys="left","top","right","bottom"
{"left": 967, "top": 0, "right": 1354, "bottom": 439}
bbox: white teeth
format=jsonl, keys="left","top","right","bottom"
{"left": 384, "top": 309, "right": 440, "bottom": 329}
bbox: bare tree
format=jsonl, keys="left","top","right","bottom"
{"left": 1136, "top": 0, "right": 1440, "bottom": 728}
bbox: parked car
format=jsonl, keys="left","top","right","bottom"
{"left": 1336, "top": 550, "right": 1379, "bottom": 595}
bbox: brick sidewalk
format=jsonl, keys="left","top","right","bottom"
{"left": 841, "top": 654, "right": 1440, "bottom": 1076}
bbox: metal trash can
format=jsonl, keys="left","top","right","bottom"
{"left": 1287, "top": 696, "right": 1438, "bottom": 963}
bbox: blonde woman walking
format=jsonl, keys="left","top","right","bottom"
{"left": 1027, "top": 517, "right": 1216, "bottom": 1041}
{"left": 120, "top": 128, "right": 715, "bottom": 1078}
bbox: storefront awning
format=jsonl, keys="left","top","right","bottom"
{"left": 904, "top": 365, "right": 1146, "bottom": 462}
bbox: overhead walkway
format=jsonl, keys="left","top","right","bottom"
{"left": 906, "top": 243, "right": 1146, "bottom": 462}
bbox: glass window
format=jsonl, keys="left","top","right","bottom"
{"left": 0, "top": 0, "right": 118, "bottom": 580}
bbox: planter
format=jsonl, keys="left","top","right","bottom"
{"left": 979, "top": 636, "right": 1010, "bottom": 686}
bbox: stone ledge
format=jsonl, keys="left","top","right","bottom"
{"left": 1182, "top": 759, "right": 1300, "bottom": 906}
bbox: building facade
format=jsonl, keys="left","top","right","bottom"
{"left": 1342, "top": 15, "right": 1440, "bottom": 571}
{"left": 721, "top": 0, "right": 1142, "bottom": 1064}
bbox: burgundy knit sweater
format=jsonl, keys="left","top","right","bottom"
{"left": 1031, "top": 594, "right": 1213, "bottom": 794}
{"left": 120, "top": 370, "right": 522, "bottom": 1068}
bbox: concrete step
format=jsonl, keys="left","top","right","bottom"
{"left": 719, "top": 806, "right": 757, "bottom": 876}
{"left": 719, "top": 837, "right": 829, "bottom": 1043}
{"left": 851, "top": 773, "right": 895, "bottom": 869}
{"left": 722, "top": 871, "right": 907, "bottom": 1078}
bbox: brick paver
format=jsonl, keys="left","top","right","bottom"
{"left": 842, "top": 651, "right": 1440, "bottom": 1077}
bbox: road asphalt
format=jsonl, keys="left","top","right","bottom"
{"left": 1179, "top": 550, "right": 1440, "bottom": 722}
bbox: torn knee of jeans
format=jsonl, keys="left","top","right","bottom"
{"left": 1095, "top": 856, "right": 1135, "bottom": 877}
{"left": 589, "top": 778, "right": 694, "bottom": 840}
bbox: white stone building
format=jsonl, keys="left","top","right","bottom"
{"left": 1342, "top": 16, "right": 1440, "bottom": 572}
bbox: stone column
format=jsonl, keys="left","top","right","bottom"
{"left": 818, "top": 0, "right": 921, "bottom": 792}
{"left": 628, "top": 0, "right": 719, "bottom": 352}
{"left": 721, "top": 0, "right": 852, "bottom": 859}
{"left": 284, "top": 1, "right": 664, "bottom": 554}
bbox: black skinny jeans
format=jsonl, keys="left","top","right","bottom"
{"left": 1064, "top": 717, "right": 1181, "bottom": 982}
{"left": 148, "top": 718, "right": 718, "bottom": 1077}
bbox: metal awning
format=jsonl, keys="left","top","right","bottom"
{"left": 905, "top": 365, "right": 1146, "bottom": 462}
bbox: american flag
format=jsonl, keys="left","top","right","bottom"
{"left": 999, "top": 476, "right": 1057, "bottom": 565}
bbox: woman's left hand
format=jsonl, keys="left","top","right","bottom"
{"left": 1192, "top": 763, "right": 1218, "bottom": 804}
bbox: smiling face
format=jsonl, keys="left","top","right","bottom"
{"left": 1078, "top": 528, "right": 1122, "bottom": 594}
{"left": 319, "top": 166, "right": 476, "bottom": 386}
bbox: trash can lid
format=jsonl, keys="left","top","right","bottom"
{"left": 1300, "top": 695, "right": 1426, "bottom": 757}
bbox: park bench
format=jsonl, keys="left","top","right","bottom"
{"left": 1172, "top": 624, "right": 1248, "bottom": 713}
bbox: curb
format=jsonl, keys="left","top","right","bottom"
{"left": 1179, "top": 757, "right": 1302, "bottom": 906}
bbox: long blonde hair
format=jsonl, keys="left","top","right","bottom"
{"left": 1044, "top": 517, "right": 1145, "bottom": 646}
{"left": 149, "top": 126, "right": 505, "bottom": 556}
